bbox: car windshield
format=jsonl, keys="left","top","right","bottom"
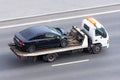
{"left": 95, "top": 27, "right": 107, "bottom": 38}
{"left": 47, "top": 27, "right": 61, "bottom": 35}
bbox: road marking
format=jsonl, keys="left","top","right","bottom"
{"left": 52, "top": 59, "right": 89, "bottom": 67}
{"left": 0, "top": 10, "right": 120, "bottom": 29}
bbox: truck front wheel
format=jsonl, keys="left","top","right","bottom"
{"left": 91, "top": 44, "right": 102, "bottom": 54}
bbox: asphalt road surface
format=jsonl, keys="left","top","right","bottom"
{"left": 0, "top": 12, "right": 120, "bottom": 80}
{"left": 0, "top": 0, "right": 120, "bottom": 21}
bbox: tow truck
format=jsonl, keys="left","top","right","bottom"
{"left": 8, "top": 17, "right": 109, "bottom": 62}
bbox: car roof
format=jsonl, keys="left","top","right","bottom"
{"left": 20, "top": 25, "right": 59, "bottom": 40}
{"left": 28, "top": 25, "right": 53, "bottom": 34}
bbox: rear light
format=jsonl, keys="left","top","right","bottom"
{"left": 19, "top": 41, "right": 25, "bottom": 45}
{"left": 14, "top": 35, "right": 24, "bottom": 45}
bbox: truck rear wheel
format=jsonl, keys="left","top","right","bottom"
{"left": 91, "top": 44, "right": 102, "bottom": 54}
{"left": 42, "top": 53, "right": 58, "bottom": 62}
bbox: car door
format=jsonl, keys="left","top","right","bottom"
{"left": 44, "top": 33, "right": 60, "bottom": 47}
{"left": 30, "top": 34, "right": 48, "bottom": 48}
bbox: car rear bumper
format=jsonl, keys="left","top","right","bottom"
{"left": 8, "top": 43, "right": 23, "bottom": 60}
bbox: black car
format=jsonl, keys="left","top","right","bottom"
{"left": 14, "top": 25, "right": 68, "bottom": 52}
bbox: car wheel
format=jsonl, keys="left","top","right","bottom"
{"left": 60, "top": 39, "right": 68, "bottom": 47}
{"left": 27, "top": 45, "right": 36, "bottom": 53}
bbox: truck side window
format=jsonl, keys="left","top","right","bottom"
{"left": 84, "top": 24, "right": 90, "bottom": 31}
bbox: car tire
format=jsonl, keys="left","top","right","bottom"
{"left": 27, "top": 45, "right": 36, "bottom": 53}
{"left": 60, "top": 39, "right": 68, "bottom": 47}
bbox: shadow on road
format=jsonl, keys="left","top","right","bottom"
{"left": 0, "top": 48, "right": 110, "bottom": 72}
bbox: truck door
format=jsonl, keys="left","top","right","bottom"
{"left": 94, "top": 27, "right": 109, "bottom": 47}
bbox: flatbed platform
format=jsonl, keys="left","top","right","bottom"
{"left": 8, "top": 26, "right": 88, "bottom": 58}
{"left": 9, "top": 34, "right": 88, "bottom": 57}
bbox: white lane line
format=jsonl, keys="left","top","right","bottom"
{"left": 52, "top": 59, "right": 89, "bottom": 67}
{"left": 0, "top": 10, "right": 120, "bottom": 29}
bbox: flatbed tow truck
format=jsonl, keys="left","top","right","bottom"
{"left": 8, "top": 17, "right": 109, "bottom": 62}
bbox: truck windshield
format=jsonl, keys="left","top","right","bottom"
{"left": 95, "top": 27, "right": 107, "bottom": 38}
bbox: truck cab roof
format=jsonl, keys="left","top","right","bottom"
{"left": 84, "top": 17, "right": 103, "bottom": 29}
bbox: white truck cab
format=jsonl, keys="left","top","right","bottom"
{"left": 82, "top": 17, "right": 109, "bottom": 50}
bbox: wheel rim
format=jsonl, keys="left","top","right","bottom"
{"left": 48, "top": 54, "right": 55, "bottom": 61}
{"left": 62, "top": 41, "right": 66, "bottom": 46}
{"left": 96, "top": 46, "right": 101, "bottom": 52}
{"left": 93, "top": 44, "right": 101, "bottom": 54}
{"left": 28, "top": 45, "right": 35, "bottom": 53}
{"left": 61, "top": 39, "right": 67, "bottom": 47}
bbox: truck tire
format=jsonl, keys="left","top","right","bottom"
{"left": 91, "top": 44, "right": 102, "bottom": 54}
{"left": 27, "top": 45, "right": 36, "bottom": 53}
{"left": 60, "top": 39, "right": 68, "bottom": 47}
{"left": 42, "top": 53, "right": 58, "bottom": 62}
